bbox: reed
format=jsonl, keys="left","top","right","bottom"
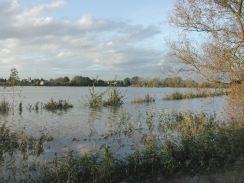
{"left": 43, "top": 98, "right": 73, "bottom": 111}
{"left": 162, "top": 90, "right": 228, "bottom": 100}
{"left": 84, "top": 79, "right": 124, "bottom": 107}
{"left": 1, "top": 110, "right": 244, "bottom": 182}
{"left": 102, "top": 86, "right": 124, "bottom": 106}
{"left": 0, "top": 98, "right": 11, "bottom": 113}
{"left": 84, "top": 79, "right": 108, "bottom": 107}
{"left": 37, "top": 110, "right": 244, "bottom": 182}
{"left": 131, "top": 93, "right": 155, "bottom": 103}
{"left": 0, "top": 122, "right": 51, "bottom": 182}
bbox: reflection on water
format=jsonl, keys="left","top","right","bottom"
{"left": 0, "top": 86, "right": 227, "bottom": 158}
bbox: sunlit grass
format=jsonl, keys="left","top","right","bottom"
{"left": 162, "top": 90, "right": 228, "bottom": 100}
{"left": 131, "top": 93, "right": 155, "bottom": 103}
{"left": 43, "top": 98, "right": 73, "bottom": 111}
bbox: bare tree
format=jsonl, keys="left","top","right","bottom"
{"left": 165, "top": 0, "right": 244, "bottom": 83}
{"left": 165, "top": 0, "right": 244, "bottom": 120}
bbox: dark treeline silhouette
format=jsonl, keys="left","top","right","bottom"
{"left": 0, "top": 75, "right": 230, "bottom": 88}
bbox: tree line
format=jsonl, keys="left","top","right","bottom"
{"left": 0, "top": 71, "right": 226, "bottom": 88}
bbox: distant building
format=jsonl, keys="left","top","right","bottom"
{"left": 40, "top": 81, "right": 57, "bottom": 86}
{"left": 28, "top": 77, "right": 31, "bottom": 82}
{"left": 40, "top": 81, "right": 45, "bottom": 86}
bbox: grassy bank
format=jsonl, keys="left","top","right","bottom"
{"left": 163, "top": 89, "right": 228, "bottom": 100}
{"left": 1, "top": 110, "right": 244, "bottom": 182}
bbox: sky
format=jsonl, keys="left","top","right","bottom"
{"left": 0, "top": 0, "right": 177, "bottom": 80}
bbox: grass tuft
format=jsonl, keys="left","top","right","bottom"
{"left": 0, "top": 98, "right": 11, "bottom": 113}
{"left": 162, "top": 89, "right": 228, "bottom": 100}
{"left": 131, "top": 93, "right": 155, "bottom": 103}
{"left": 43, "top": 98, "right": 73, "bottom": 111}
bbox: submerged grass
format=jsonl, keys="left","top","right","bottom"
{"left": 37, "top": 111, "right": 244, "bottom": 182}
{"left": 0, "top": 122, "right": 52, "bottom": 182}
{"left": 0, "top": 98, "right": 11, "bottom": 113}
{"left": 84, "top": 79, "right": 124, "bottom": 107}
{"left": 163, "top": 89, "right": 228, "bottom": 100}
{"left": 131, "top": 93, "right": 155, "bottom": 103}
{"left": 102, "top": 85, "right": 124, "bottom": 106}
{"left": 1, "top": 109, "right": 244, "bottom": 182}
{"left": 43, "top": 98, "right": 73, "bottom": 111}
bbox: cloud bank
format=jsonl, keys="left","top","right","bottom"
{"left": 0, "top": 0, "right": 165, "bottom": 80}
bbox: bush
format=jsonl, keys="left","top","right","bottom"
{"left": 102, "top": 85, "right": 124, "bottom": 106}
{"left": 43, "top": 98, "right": 73, "bottom": 111}
{"left": 131, "top": 94, "right": 155, "bottom": 103}
{"left": 163, "top": 90, "right": 227, "bottom": 100}
{"left": 84, "top": 79, "right": 124, "bottom": 107}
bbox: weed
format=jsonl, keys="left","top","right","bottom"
{"left": 84, "top": 79, "right": 108, "bottom": 107}
{"left": 0, "top": 98, "right": 11, "bottom": 113}
{"left": 84, "top": 78, "right": 124, "bottom": 107}
{"left": 131, "top": 93, "right": 155, "bottom": 103}
{"left": 1, "top": 108, "right": 244, "bottom": 182}
{"left": 103, "top": 84, "right": 124, "bottom": 106}
{"left": 163, "top": 89, "right": 227, "bottom": 100}
{"left": 43, "top": 98, "right": 73, "bottom": 111}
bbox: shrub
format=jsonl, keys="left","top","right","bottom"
{"left": 163, "top": 90, "right": 227, "bottom": 100}
{"left": 85, "top": 82, "right": 108, "bottom": 107}
{"left": 84, "top": 79, "right": 124, "bottom": 107}
{"left": 131, "top": 94, "right": 155, "bottom": 103}
{"left": 103, "top": 84, "right": 124, "bottom": 106}
{"left": 43, "top": 98, "right": 73, "bottom": 111}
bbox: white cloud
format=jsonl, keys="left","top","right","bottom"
{"left": 0, "top": 0, "right": 166, "bottom": 80}
{"left": 56, "top": 51, "right": 73, "bottom": 58}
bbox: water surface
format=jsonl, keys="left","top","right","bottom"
{"left": 0, "top": 86, "right": 227, "bottom": 158}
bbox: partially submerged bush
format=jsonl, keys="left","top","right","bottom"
{"left": 102, "top": 84, "right": 124, "bottom": 106}
{"left": 131, "top": 94, "right": 155, "bottom": 103}
{"left": 84, "top": 79, "right": 124, "bottom": 107}
{"left": 85, "top": 82, "right": 108, "bottom": 107}
{"left": 43, "top": 98, "right": 73, "bottom": 111}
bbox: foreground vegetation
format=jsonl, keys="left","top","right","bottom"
{"left": 163, "top": 90, "right": 228, "bottom": 100}
{"left": 0, "top": 109, "right": 244, "bottom": 182}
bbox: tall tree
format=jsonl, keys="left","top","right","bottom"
{"left": 165, "top": 0, "right": 244, "bottom": 83}
{"left": 166, "top": 0, "right": 244, "bottom": 119}
{"left": 8, "top": 68, "right": 19, "bottom": 85}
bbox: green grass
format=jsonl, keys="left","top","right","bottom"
{"left": 162, "top": 90, "right": 228, "bottom": 100}
{"left": 131, "top": 93, "right": 155, "bottom": 103}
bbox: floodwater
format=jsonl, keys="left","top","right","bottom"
{"left": 0, "top": 86, "right": 227, "bottom": 159}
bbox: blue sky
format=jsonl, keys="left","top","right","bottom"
{"left": 0, "top": 0, "right": 176, "bottom": 80}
